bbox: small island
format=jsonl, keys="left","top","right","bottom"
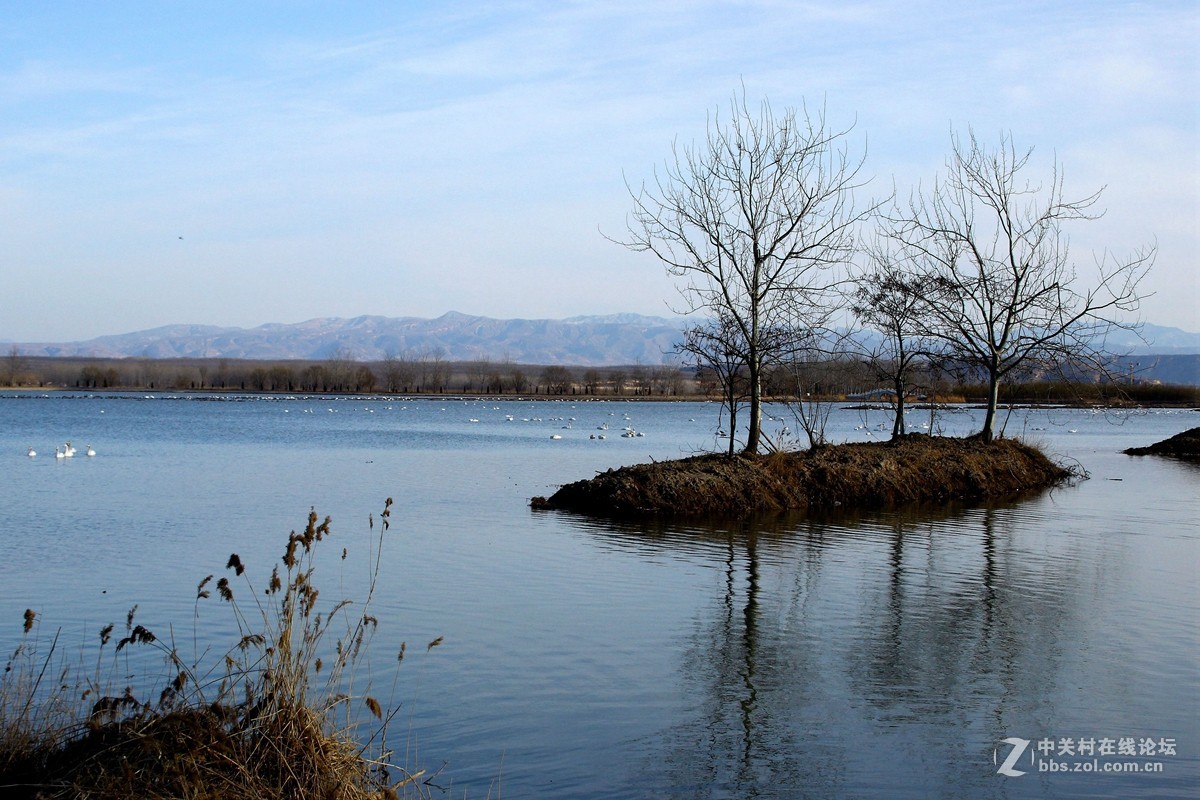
{"left": 531, "top": 435, "right": 1072, "bottom": 518}
{"left": 1123, "top": 426, "right": 1200, "bottom": 461}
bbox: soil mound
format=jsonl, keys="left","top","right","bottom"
{"left": 531, "top": 435, "right": 1071, "bottom": 518}
{"left": 1123, "top": 426, "right": 1200, "bottom": 460}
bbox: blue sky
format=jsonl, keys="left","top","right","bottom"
{"left": 1, "top": 1, "right": 1196, "bottom": 342}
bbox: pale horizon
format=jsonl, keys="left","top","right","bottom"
{"left": 2, "top": 1, "right": 1196, "bottom": 342}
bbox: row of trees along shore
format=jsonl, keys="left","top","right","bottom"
{"left": 6, "top": 350, "right": 1195, "bottom": 407}
{"left": 4, "top": 351, "right": 695, "bottom": 397}
{"left": 618, "top": 92, "right": 1156, "bottom": 450}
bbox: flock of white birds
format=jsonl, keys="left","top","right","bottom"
{"left": 26, "top": 441, "right": 95, "bottom": 459}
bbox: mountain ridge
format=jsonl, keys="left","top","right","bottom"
{"left": 6, "top": 313, "right": 1199, "bottom": 370}
{"left": 9, "top": 312, "right": 690, "bottom": 366}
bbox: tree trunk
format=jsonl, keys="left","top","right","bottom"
{"left": 727, "top": 403, "right": 738, "bottom": 457}
{"left": 744, "top": 363, "right": 762, "bottom": 454}
{"left": 980, "top": 370, "right": 1000, "bottom": 443}
{"left": 892, "top": 373, "right": 906, "bottom": 438}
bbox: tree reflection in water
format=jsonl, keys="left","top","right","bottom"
{"left": 590, "top": 500, "right": 1089, "bottom": 799}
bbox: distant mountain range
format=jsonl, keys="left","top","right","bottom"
{"left": 12, "top": 312, "right": 690, "bottom": 367}
{"left": 9, "top": 312, "right": 1200, "bottom": 371}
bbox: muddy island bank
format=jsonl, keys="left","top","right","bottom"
{"left": 531, "top": 436, "right": 1073, "bottom": 518}
{"left": 1123, "top": 426, "right": 1200, "bottom": 461}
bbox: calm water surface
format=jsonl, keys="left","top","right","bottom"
{"left": 1, "top": 393, "right": 1197, "bottom": 798}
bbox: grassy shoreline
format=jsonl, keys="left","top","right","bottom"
{"left": 1, "top": 502, "right": 435, "bottom": 799}
{"left": 532, "top": 435, "right": 1074, "bottom": 518}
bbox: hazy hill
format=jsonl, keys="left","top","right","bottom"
{"left": 13, "top": 312, "right": 690, "bottom": 367}
{"left": 9, "top": 314, "right": 1198, "bottom": 377}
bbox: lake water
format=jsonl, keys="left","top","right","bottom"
{"left": 1, "top": 393, "right": 1197, "bottom": 798}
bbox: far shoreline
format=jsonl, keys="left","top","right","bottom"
{"left": 2, "top": 387, "right": 1197, "bottom": 411}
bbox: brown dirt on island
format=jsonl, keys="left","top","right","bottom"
{"left": 1123, "top": 426, "right": 1200, "bottom": 460}
{"left": 530, "top": 435, "right": 1072, "bottom": 518}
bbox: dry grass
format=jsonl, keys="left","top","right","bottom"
{"left": 1, "top": 500, "right": 439, "bottom": 799}
{"left": 532, "top": 435, "right": 1074, "bottom": 517}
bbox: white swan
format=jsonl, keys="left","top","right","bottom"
{"left": 27, "top": 447, "right": 36, "bottom": 457}
{"left": 55, "top": 447, "right": 65, "bottom": 459}
{"left": 64, "top": 442, "right": 76, "bottom": 457}
{"left": 86, "top": 445, "right": 96, "bottom": 457}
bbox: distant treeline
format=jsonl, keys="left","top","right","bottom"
{"left": 5, "top": 354, "right": 691, "bottom": 397}
{"left": 4, "top": 352, "right": 1197, "bottom": 405}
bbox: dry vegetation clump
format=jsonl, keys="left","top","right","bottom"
{"left": 0, "top": 499, "right": 440, "bottom": 799}
{"left": 531, "top": 435, "right": 1072, "bottom": 517}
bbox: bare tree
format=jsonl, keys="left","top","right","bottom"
{"left": 582, "top": 368, "right": 602, "bottom": 395}
{"left": 381, "top": 350, "right": 416, "bottom": 393}
{"left": 887, "top": 130, "right": 1154, "bottom": 442}
{"left": 677, "top": 315, "right": 750, "bottom": 455}
{"left": 628, "top": 364, "right": 648, "bottom": 396}
{"left": 269, "top": 365, "right": 294, "bottom": 391}
{"left": 5, "top": 345, "right": 28, "bottom": 387}
{"left": 326, "top": 347, "right": 357, "bottom": 392}
{"left": 609, "top": 368, "right": 626, "bottom": 396}
{"left": 417, "top": 348, "right": 449, "bottom": 393}
{"left": 540, "top": 365, "right": 573, "bottom": 395}
{"left": 301, "top": 364, "right": 329, "bottom": 392}
{"left": 775, "top": 356, "right": 839, "bottom": 449}
{"left": 137, "top": 358, "right": 161, "bottom": 389}
{"left": 850, "top": 245, "right": 946, "bottom": 437}
{"left": 485, "top": 365, "right": 505, "bottom": 394}
{"left": 662, "top": 365, "right": 687, "bottom": 396}
{"left": 506, "top": 362, "right": 528, "bottom": 394}
{"left": 620, "top": 92, "right": 870, "bottom": 453}
{"left": 353, "top": 365, "right": 377, "bottom": 392}
{"left": 465, "top": 358, "right": 491, "bottom": 393}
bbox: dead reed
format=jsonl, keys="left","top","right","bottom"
{"left": 0, "top": 499, "right": 440, "bottom": 799}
